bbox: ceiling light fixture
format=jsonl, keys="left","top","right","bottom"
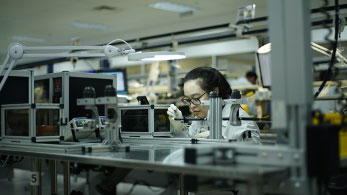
{"left": 189, "top": 29, "right": 231, "bottom": 37}
{"left": 149, "top": 2, "right": 197, "bottom": 13}
{"left": 70, "top": 22, "right": 108, "bottom": 30}
{"left": 93, "top": 5, "right": 116, "bottom": 11}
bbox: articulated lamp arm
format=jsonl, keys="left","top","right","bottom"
{"left": 0, "top": 39, "right": 135, "bottom": 92}
{"left": 311, "top": 42, "right": 347, "bottom": 64}
{"left": 258, "top": 42, "right": 347, "bottom": 65}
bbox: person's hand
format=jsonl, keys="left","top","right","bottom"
{"left": 167, "top": 104, "right": 184, "bottom": 131}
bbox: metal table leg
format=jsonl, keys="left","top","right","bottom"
{"left": 85, "top": 171, "right": 90, "bottom": 195}
{"left": 179, "top": 174, "right": 188, "bottom": 195}
{"left": 49, "top": 160, "right": 57, "bottom": 195}
{"left": 63, "top": 161, "right": 70, "bottom": 195}
{"left": 31, "top": 158, "right": 42, "bottom": 195}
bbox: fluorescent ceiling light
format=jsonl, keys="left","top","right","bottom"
{"left": 128, "top": 51, "right": 186, "bottom": 61}
{"left": 190, "top": 29, "right": 231, "bottom": 37}
{"left": 70, "top": 22, "right": 108, "bottom": 30}
{"left": 10, "top": 36, "right": 45, "bottom": 43}
{"left": 149, "top": 2, "right": 197, "bottom": 13}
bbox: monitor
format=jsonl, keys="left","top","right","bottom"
{"left": 95, "top": 69, "right": 128, "bottom": 94}
{"left": 256, "top": 52, "right": 271, "bottom": 88}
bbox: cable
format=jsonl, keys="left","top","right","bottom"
{"left": 314, "top": 0, "right": 340, "bottom": 98}
{"left": 0, "top": 155, "right": 10, "bottom": 167}
{"left": 124, "top": 182, "right": 137, "bottom": 195}
{"left": 7, "top": 156, "right": 24, "bottom": 163}
{"left": 107, "top": 39, "right": 133, "bottom": 50}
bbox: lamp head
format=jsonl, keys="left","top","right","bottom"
{"left": 128, "top": 51, "right": 186, "bottom": 61}
{"left": 257, "top": 43, "right": 271, "bottom": 54}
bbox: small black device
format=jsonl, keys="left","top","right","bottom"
{"left": 86, "top": 68, "right": 128, "bottom": 95}
{"left": 137, "top": 96, "right": 149, "bottom": 105}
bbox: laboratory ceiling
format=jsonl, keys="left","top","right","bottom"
{"left": 0, "top": 0, "right": 338, "bottom": 64}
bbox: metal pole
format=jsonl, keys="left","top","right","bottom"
{"left": 209, "top": 91, "right": 222, "bottom": 139}
{"left": 268, "top": 0, "right": 313, "bottom": 194}
{"left": 63, "top": 161, "right": 70, "bottom": 195}
{"left": 179, "top": 174, "right": 187, "bottom": 195}
{"left": 50, "top": 160, "right": 57, "bottom": 195}
{"left": 31, "top": 158, "right": 42, "bottom": 195}
{"left": 103, "top": 85, "right": 121, "bottom": 145}
{"left": 168, "top": 60, "right": 177, "bottom": 93}
{"left": 85, "top": 171, "right": 90, "bottom": 195}
{"left": 212, "top": 55, "right": 217, "bottom": 68}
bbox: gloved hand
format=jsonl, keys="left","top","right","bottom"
{"left": 167, "top": 104, "right": 184, "bottom": 131}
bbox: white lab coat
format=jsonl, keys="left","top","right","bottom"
{"left": 174, "top": 104, "right": 261, "bottom": 144}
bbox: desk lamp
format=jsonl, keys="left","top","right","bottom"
{"left": 0, "top": 39, "right": 186, "bottom": 92}
{"left": 258, "top": 42, "right": 347, "bottom": 64}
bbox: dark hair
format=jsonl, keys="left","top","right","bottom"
{"left": 245, "top": 71, "right": 257, "bottom": 80}
{"left": 184, "top": 67, "right": 232, "bottom": 99}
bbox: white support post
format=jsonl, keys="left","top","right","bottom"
{"left": 268, "top": 0, "right": 313, "bottom": 194}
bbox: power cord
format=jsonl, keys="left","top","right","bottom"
{"left": 0, "top": 156, "right": 25, "bottom": 167}
{"left": 314, "top": 0, "right": 340, "bottom": 99}
{"left": 107, "top": 39, "right": 134, "bottom": 51}
{"left": 0, "top": 155, "right": 10, "bottom": 167}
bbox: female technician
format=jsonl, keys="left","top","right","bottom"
{"left": 167, "top": 67, "right": 260, "bottom": 143}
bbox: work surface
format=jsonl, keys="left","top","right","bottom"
{"left": 0, "top": 139, "right": 288, "bottom": 182}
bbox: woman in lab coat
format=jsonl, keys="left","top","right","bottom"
{"left": 167, "top": 67, "right": 260, "bottom": 143}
